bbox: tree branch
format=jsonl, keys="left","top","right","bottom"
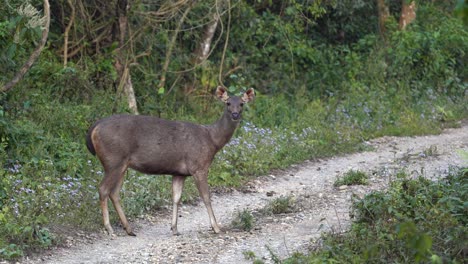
{"left": 158, "top": 3, "right": 193, "bottom": 91}
{"left": 218, "top": 0, "right": 231, "bottom": 86}
{"left": 63, "top": 0, "right": 76, "bottom": 67}
{"left": 1, "top": 0, "right": 51, "bottom": 92}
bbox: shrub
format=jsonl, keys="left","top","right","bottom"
{"left": 283, "top": 168, "right": 467, "bottom": 263}
{"left": 262, "top": 196, "right": 297, "bottom": 215}
{"left": 334, "top": 170, "right": 369, "bottom": 186}
{"left": 231, "top": 209, "right": 255, "bottom": 232}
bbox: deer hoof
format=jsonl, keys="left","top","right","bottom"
{"left": 212, "top": 226, "right": 222, "bottom": 234}
{"left": 171, "top": 228, "right": 180, "bottom": 236}
{"left": 125, "top": 227, "right": 136, "bottom": 236}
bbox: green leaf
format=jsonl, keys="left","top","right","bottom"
{"left": 6, "top": 44, "right": 16, "bottom": 59}
{"left": 157, "top": 87, "right": 165, "bottom": 95}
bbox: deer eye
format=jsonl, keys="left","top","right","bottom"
{"left": 226, "top": 102, "right": 231, "bottom": 106}
{"left": 240, "top": 103, "right": 244, "bottom": 107}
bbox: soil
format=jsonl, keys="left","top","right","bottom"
{"left": 14, "top": 122, "right": 468, "bottom": 264}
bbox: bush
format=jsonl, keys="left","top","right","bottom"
{"left": 0, "top": 1, "right": 466, "bottom": 260}
{"left": 283, "top": 168, "right": 468, "bottom": 263}
{"left": 334, "top": 170, "right": 369, "bottom": 186}
{"left": 262, "top": 196, "right": 297, "bottom": 215}
{"left": 231, "top": 209, "right": 255, "bottom": 232}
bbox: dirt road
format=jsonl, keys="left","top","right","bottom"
{"left": 22, "top": 123, "right": 467, "bottom": 264}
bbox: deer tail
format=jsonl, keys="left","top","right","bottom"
{"left": 86, "top": 123, "right": 97, "bottom": 156}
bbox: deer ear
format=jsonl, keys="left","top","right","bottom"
{"left": 215, "top": 86, "right": 229, "bottom": 102}
{"left": 241, "top": 88, "right": 255, "bottom": 103}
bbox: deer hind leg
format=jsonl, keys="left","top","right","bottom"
{"left": 109, "top": 167, "right": 135, "bottom": 236}
{"left": 99, "top": 163, "right": 134, "bottom": 236}
{"left": 171, "top": 175, "right": 186, "bottom": 235}
{"left": 193, "top": 172, "right": 221, "bottom": 234}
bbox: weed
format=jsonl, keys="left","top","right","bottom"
{"left": 334, "top": 169, "right": 369, "bottom": 186}
{"left": 262, "top": 195, "right": 297, "bottom": 215}
{"left": 400, "top": 145, "right": 440, "bottom": 162}
{"left": 266, "top": 245, "right": 282, "bottom": 264}
{"left": 1, "top": 1, "right": 467, "bottom": 258}
{"left": 243, "top": 250, "right": 256, "bottom": 260}
{"left": 420, "top": 145, "right": 439, "bottom": 158}
{"left": 231, "top": 209, "right": 255, "bottom": 231}
{"left": 282, "top": 167, "right": 467, "bottom": 263}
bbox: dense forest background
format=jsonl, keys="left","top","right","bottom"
{"left": 0, "top": 0, "right": 467, "bottom": 260}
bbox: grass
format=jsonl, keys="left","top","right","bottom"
{"left": 0, "top": 91, "right": 466, "bottom": 259}
{"left": 281, "top": 167, "right": 467, "bottom": 263}
{"left": 243, "top": 250, "right": 265, "bottom": 264}
{"left": 399, "top": 145, "right": 440, "bottom": 163}
{"left": 334, "top": 169, "right": 369, "bottom": 187}
{"left": 1, "top": 2, "right": 467, "bottom": 259}
{"left": 262, "top": 195, "right": 297, "bottom": 215}
{"left": 231, "top": 209, "right": 255, "bottom": 231}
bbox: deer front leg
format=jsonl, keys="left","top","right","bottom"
{"left": 193, "top": 172, "right": 221, "bottom": 234}
{"left": 171, "top": 175, "right": 186, "bottom": 235}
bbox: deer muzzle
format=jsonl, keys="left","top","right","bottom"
{"left": 231, "top": 112, "right": 241, "bottom": 121}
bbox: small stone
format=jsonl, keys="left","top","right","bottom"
{"left": 337, "top": 185, "right": 348, "bottom": 191}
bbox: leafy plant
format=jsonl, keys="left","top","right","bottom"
{"left": 231, "top": 209, "right": 255, "bottom": 232}
{"left": 262, "top": 195, "right": 297, "bottom": 215}
{"left": 0, "top": 0, "right": 466, "bottom": 260}
{"left": 243, "top": 250, "right": 265, "bottom": 263}
{"left": 282, "top": 168, "right": 467, "bottom": 263}
{"left": 334, "top": 169, "right": 369, "bottom": 186}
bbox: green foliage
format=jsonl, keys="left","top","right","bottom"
{"left": 313, "top": 0, "right": 379, "bottom": 43}
{"left": 0, "top": 0, "right": 467, "bottom": 260}
{"left": 0, "top": 0, "right": 46, "bottom": 84}
{"left": 231, "top": 209, "right": 255, "bottom": 232}
{"left": 455, "top": 0, "right": 468, "bottom": 24}
{"left": 283, "top": 168, "right": 468, "bottom": 263}
{"left": 334, "top": 170, "right": 369, "bottom": 186}
{"left": 243, "top": 250, "right": 266, "bottom": 264}
{"left": 262, "top": 196, "right": 297, "bottom": 215}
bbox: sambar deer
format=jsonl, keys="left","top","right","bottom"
{"left": 86, "top": 86, "right": 255, "bottom": 236}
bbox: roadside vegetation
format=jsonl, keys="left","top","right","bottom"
{"left": 0, "top": 0, "right": 467, "bottom": 260}
{"left": 334, "top": 170, "right": 369, "bottom": 187}
{"left": 280, "top": 167, "right": 467, "bottom": 264}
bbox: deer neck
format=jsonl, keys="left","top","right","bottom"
{"left": 209, "top": 110, "right": 239, "bottom": 150}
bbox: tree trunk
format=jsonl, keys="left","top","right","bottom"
{"left": 194, "top": 13, "right": 220, "bottom": 64}
{"left": 122, "top": 66, "right": 138, "bottom": 114}
{"left": 1, "top": 0, "right": 50, "bottom": 92}
{"left": 376, "top": 0, "right": 390, "bottom": 38}
{"left": 399, "top": 1, "right": 417, "bottom": 30}
{"left": 188, "top": 0, "right": 226, "bottom": 97}
{"left": 114, "top": 0, "right": 139, "bottom": 114}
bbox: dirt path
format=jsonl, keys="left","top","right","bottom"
{"left": 22, "top": 123, "right": 467, "bottom": 264}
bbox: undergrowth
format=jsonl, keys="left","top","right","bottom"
{"left": 1, "top": 68, "right": 466, "bottom": 261}
{"left": 0, "top": 3, "right": 467, "bottom": 260}
{"left": 282, "top": 168, "right": 468, "bottom": 263}
{"left": 231, "top": 209, "right": 255, "bottom": 232}
{"left": 334, "top": 170, "right": 369, "bottom": 186}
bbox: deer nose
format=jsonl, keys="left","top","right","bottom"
{"left": 231, "top": 112, "right": 240, "bottom": 120}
